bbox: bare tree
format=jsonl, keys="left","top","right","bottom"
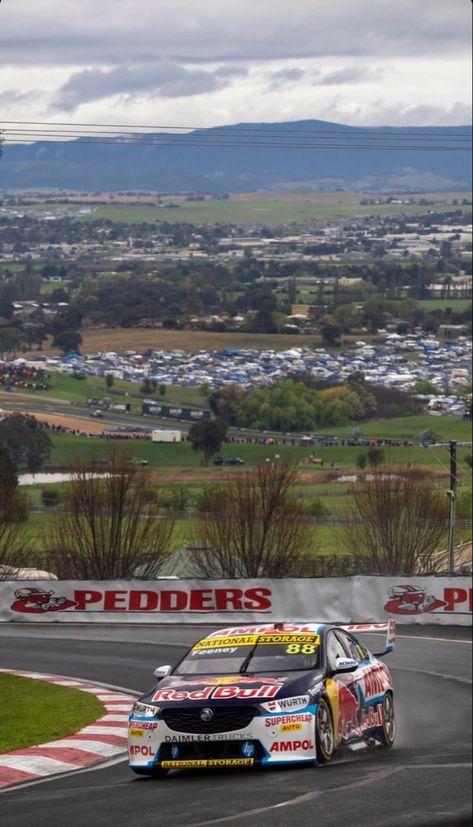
{"left": 341, "top": 467, "right": 449, "bottom": 574}
{"left": 47, "top": 453, "right": 175, "bottom": 578}
{"left": 192, "top": 459, "right": 314, "bottom": 577}
{"left": 0, "top": 442, "right": 28, "bottom": 580}
{"left": 0, "top": 522, "right": 28, "bottom": 580}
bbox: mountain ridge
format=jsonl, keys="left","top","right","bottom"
{"left": 0, "top": 119, "right": 471, "bottom": 193}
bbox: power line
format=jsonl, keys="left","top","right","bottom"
{"left": 3, "top": 126, "right": 471, "bottom": 144}
{"left": 1, "top": 119, "right": 471, "bottom": 140}
{"left": 426, "top": 445, "right": 472, "bottom": 488}
{"left": 1, "top": 133, "right": 470, "bottom": 152}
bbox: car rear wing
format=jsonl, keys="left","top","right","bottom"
{"left": 339, "top": 621, "right": 396, "bottom": 657}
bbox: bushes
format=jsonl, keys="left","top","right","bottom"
{"left": 41, "top": 490, "right": 60, "bottom": 508}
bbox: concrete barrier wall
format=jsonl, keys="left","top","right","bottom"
{"left": 1, "top": 575, "right": 471, "bottom": 625}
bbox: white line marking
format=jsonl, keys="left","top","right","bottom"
{"left": 189, "top": 763, "right": 473, "bottom": 827}
{"left": 103, "top": 704, "right": 133, "bottom": 712}
{"left": 43, "top": 739, "right": 124, "bottom": 757}
{"left": 80, "top": 726, "right": 128, "bottom": 737}
{"left": 396, "top": 634, "right": 472, "bottom": 644}
{"left": 0, "top": 754, "right": 128, "bottom": 794}
{"left": 0, "top": 756, "right": 79, "bottom": 775}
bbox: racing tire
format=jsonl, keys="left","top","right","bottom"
{"left": 380, "top": 691, "right": 395, "bottom": 748}
{"left": 315, "top": 698, "right": 335, "bottom": 764}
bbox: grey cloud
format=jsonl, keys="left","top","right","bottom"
{"left": 1, "top": 0, "right": 470, "bottom": 67}
{"left": 319, "top": 67, "right": 383, "bottom": 85}
{"left": 0, "top": 90, "right": 44, "bottom": 106}
{"left": 267, "top": 68, "right": 307, "bottom": 90}
{"left": 317, "top": 100, "right": 473, "bottom": 127}
{"left": 51, "top": 63, "right": 245, "bottom": 112}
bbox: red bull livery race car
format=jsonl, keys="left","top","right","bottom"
{"left": 128, "top": 621, "right": 396, "bottom": 776}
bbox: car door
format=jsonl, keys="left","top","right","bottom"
{"left": 326, "top": 630, "right": 363, "bottom": 743}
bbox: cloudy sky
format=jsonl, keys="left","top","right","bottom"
{"left": 0, "top": 0, "right": 471, "bottom": 130}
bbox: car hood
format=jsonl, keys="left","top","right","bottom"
{"left": 140, "top": 671, "right": 324, "bottom": 707}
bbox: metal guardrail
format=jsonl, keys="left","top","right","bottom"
{"left": 28, "top": 505, "right": 473, "bottom": 529}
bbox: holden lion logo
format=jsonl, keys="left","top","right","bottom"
{"left": 10, "top": 588, "right": 77, "bottom": 614}
{"left": 384, "top": 585, "right": 447, "bottom": 615}
{"left": 200, "top": 708, "right": 214, "bottom": 722}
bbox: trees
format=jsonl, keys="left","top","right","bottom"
{"left": 367, "top": 446, "right": 385, "bottom": 467}
{"left": 237, "top": 380, "right": 353, "bottom": 432}
{"left": 0, "top": 443, "right": 27, "bottom": 580}
{"left": 208, "top": 384, "right": 245, "bottom": 426}
{"left": 0, "top": 442, "right": 18, "bottom": 505}
{"left": 189, "top": 418, "right": 227, "bottom": 466}
{"left": 47, "top": 453, "right": 175, "bottom": 579}
{"left": 341, "top": 467, "right": 449, "bottom": 574}
{"left": 320, "top": 322, "right": 342, "bottom": 346}
{"left": 0, "top": 414, "right": 52, "bottom": 471}
{"left": 140, "top": 379, "right": 157, "bottom": 395}
{"left": 192, "top": 459, "right": 313, "bottom": 577}
{"left": 105, "top": 373, "right": 114, "bottom": 389}
{"left": 51, "top": 328, "right": 83, "bottom": 354}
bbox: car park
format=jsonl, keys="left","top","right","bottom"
{"left": 4, "top": 333, "right": 470, "bottom": 409}
{"left": 128, "top": 621, "right": 396, "bottom": 776}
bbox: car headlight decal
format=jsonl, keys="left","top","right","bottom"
{"left": 131, "top": 701, "right": 161, "bottom": 718}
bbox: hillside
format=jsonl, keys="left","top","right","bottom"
{"left": 0, "top": 119, "right": 471, "bottom": 193}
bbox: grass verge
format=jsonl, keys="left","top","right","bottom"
{"left": 0, "top": 673, "right": 104, "bottom": 753}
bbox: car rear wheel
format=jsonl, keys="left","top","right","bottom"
{"left": 380, "top": 692, "right": 395, "bottom": 747}
{"left": 315, "top": 698, "right": 335, "bottom": 764}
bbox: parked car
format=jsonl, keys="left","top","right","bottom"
{"left": 224, "top": 457, "right": 245, "bottom": 466}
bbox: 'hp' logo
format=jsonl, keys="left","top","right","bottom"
{"left": 241, "top": 741, "right": 255, "bottom": 758}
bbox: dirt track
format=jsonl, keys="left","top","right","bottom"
{"left": 25, "top": 411, "right": 107, "bottom": 435}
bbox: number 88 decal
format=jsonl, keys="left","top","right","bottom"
{"left": 286, "top": 644, "right": 317, "bottom": 654}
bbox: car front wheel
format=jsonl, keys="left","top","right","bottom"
{"left": 380, "top": 692, "right": 395, "bottom": 747}
{"left": 315, "top": 698, "right": 335, "bottom": 764}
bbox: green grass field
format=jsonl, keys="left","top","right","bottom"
{"left": 0, "top": 674, "right": 104, "bottom": 753}
{"left": 309, "top": 414, "right": 472, "bottom": 442}
{"left": 4, "top": 372, "right": 207, "bottom": 412}
{"left": 77, "top": 199, "right": 473, "bottom": 226}
{"left": 45, "top": 423, "right": 471, "bottom": 471}
{"left": 416, "top": 298, "right": 472, "bottom": 311}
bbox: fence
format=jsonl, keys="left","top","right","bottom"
{"left": 1, "top": 575, "right": 471, "bottom": 625}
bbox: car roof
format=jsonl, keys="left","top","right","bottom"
{"left": 203, "top": 622, "right": 327, "bottom": 639}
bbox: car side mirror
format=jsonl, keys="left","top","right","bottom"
{"left": 333, "top": 657, "right": 358, "bottom": 674}
{"left": 153, "top": 665, "right": 172, "bottom": 681}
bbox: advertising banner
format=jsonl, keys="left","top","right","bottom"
{"left": 142, "top": 402, "right": 210, "bottom": 421}
{"left": 0, "top": 576, "right": 470, "bottom": 625}
{"left": 352, "top": 575, "right": 472, "bottom": 625}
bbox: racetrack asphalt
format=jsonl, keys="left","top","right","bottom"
{"left": 0, "top": 624, "right": 471, "bottom": 827}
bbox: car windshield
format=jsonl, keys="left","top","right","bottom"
{"left": 176, "top": 633, "right": 320, "bottom": 675}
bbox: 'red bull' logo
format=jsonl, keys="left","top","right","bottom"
{"left": 384, "top": 585, "right": 447, "bottom": 615}
{"left": 337, "top": 681, "right": 362, "bottom": 739}
{"left": 10, "top": 588, "right": 77, "bottom": 614}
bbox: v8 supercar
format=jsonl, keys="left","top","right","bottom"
{"left": 128, "top": 621, "right": 396, "bottom": 776}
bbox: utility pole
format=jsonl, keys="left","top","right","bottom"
{"left": 447, "top": 441, "right": 457, "bottom": 571}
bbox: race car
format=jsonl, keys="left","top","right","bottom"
{"left": 128, "top": 621, "right": 396, "bottom": 776}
